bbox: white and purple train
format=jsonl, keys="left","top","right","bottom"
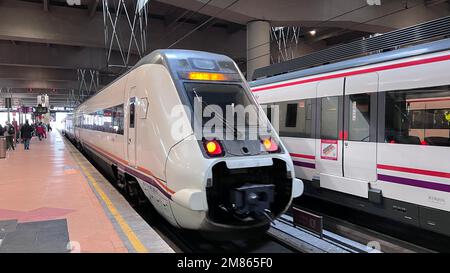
{"left": 250, "top": 38, "right": 450, "bottom": 236}
{"left": 64, "top": 50, "right": 303, "bottom": 235}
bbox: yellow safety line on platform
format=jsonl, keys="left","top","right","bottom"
{"left": 66, "top": 139, "right": 149, "bottom": 253}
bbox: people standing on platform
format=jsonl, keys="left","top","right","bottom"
{"left": 36, "top": 123, "right": 45, "bottom": 141}
{"left": 42, "top": 123, "right": 47, "bottom": 139}
{"left": 20, "top": 120, "right": 33, "bottom": 150}
{"left": 4, "top": 121, "right": 15, "bottom": 151}
{"left": 12, "top": 118, "right": 19, "bottom": 144}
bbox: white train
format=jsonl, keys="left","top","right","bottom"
{"left": 250, "top": 38, "right": 450, "bottom": 236}
{"left": 64, "top": 50, "right": 303, "bottom": 234}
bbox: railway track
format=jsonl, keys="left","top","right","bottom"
{"left": 268, "top": 214, "right": 380, "bottom": 253}
{"left": 292, "top": 199, "right": 441, "bottom": 253}
{"left": 136, "top": 205, "right": 298, "bottom": 253}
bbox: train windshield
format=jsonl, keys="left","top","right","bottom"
{"left": 184, "top": 82, "right": 263, "bottom": 128}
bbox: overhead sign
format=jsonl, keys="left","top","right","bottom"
{"left": 20, "top": 106, "right": 32, "bottom": 113}
{"left": 34, "top": 106, "right": 49, "bottom": 115}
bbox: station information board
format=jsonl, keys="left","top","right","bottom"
{"left": 34, "top": 106, "right": 49, "bottom": 114}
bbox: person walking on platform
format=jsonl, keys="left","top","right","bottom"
{"left": 21, "top": 120, "right": 33, "bottom": 150}
{"left": 5, "top": 121, "right": 15, "bottom": 151}
{"left": 36, "top": 123, "right": 45, "bottom": 141}
{"left": 42, "top": 123, "right": 47, "bottom": 139}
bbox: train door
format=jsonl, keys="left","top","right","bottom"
{"left": 316, "top": 78, "right": 344, "bottom": 178}
{"left": 127, "top": 87, "right": 137, "bottom": 167}
{"left": 343, "top": 73, "right": 378, "bottom": 183}
{"left": 316, "top": 74, "right": 378, "bottom": 198}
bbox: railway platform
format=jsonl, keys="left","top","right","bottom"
{"left": 0, "top": 130, "right": 173, "bottom": 253}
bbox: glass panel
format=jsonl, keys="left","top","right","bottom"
{"left": 113, "top": 105, "right": 124, "bottom": 135}
{"left": 184, "top": 83, "right": 258, "bottom": 127}
{"left": 385, "top": 86, "right": 450, "bottom": 146}
{"left": 348, "top": 94, "right": 370, "bottom": 142}
{"left": 267, "top": 100, "right": 313, "bottom": 138}
{"left": 129, "top": 101, "right": 135, "bottom": 129}
{"left": 285, "top": 104, "right": 298, "bottom": 128}
{"left": 79, "top": 104, "right": 124, "bottom": 135}
{"left": 321, "top": 96, "right": 339, "bottom": 140}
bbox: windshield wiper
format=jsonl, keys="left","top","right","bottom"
{"left": 192, "top": 88, "right": 243, "bottom": 139}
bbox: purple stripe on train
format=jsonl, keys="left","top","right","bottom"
{"left": 83, "top": 142, "right": 173, "bottom": 199}
{"left": 293, "top": 161, "right": 316, "bottom": 169}
{"left": 125, "top": 167, "right": 173, "bottom": 200}
{"left": 378, "top": 174, "right": 450, "bottom": 193}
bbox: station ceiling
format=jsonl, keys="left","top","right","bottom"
{"left": 0, "top": 0, "right": 448, "bottom": 108}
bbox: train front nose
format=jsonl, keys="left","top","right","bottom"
{"left": 165, "top": 136, "right": 302, "bottom": 232}
{"left": 205, "top": 158, "right": 297, "bottom": 228}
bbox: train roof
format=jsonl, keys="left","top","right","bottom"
{"left": 250, "top": 38, "right": 450, "bottom": 88}
{"left": 75, "top": 49, "right": 235, "bottom": 110}
{"left": 135, "top": 49, "right": 235, "bottom": 67}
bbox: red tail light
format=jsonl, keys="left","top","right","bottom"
{"left": 421, "top": 140, "right": 428, "bottom": 145}
{"left": 203, "top": 139, "right": 223, "bottom": 156}
{"left": 261, "top": 138, "right": 279, "bottom": 153}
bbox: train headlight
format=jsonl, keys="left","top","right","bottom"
{"left": 261, "top": 138, "right": 279, "bottom": 153}
{"left": 204, "top": 139, "right": 223, "bottom": 156}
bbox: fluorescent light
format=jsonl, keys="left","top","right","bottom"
{"left": 137, "top": 0, "right": 150, "bottom": 12}
{"left": 309, "top": 30, "right": 317, "bottom": 36}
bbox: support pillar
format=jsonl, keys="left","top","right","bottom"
{"left": 247, "top": 20, "right": 270, "bottom": 80}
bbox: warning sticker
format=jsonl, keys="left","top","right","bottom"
{"left": 321, "top": 140, "right": 338, "bottom": 161}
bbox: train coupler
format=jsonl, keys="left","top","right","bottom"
{"left": 230, "top": 184, "right": 275, "bottom": 221}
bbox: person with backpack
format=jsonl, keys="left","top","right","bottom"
{"left": 5, "top": 121, "right": 15, "bottom": 151}
{"left": 20, "top": 120, "right": 33, "bottom": 150}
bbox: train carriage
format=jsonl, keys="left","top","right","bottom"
{"left": 250, "top": 38, "right": 450, "bottom": 237}
{"left": 64, "top": 50, "right": 303, "bottom": 235}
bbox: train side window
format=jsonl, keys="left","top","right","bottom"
{"left": 103, "top": 109, "right": 113, "bottom": 132}
{"left": 275, "top": 99, "right": 314, "bottom": 138}
{"left": 113, "top": 105, "right": 124, "bottom": 135}
{"left": 139, "top": 98, "right": 149, "bottom": 119}
{"left": 348, "top": 94, "right": 370, "bottom": 142}
{"left": 321, "top": 96, "right": 339, "bottom": 140}
{"left": 129, "top": 98, "right": 136, "bottom": 129}
{"left": 384, "top": 86, "right": 450, "bottom": 147}
{"left": 285, "top": 104, "right": 298, "bottom": 128}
